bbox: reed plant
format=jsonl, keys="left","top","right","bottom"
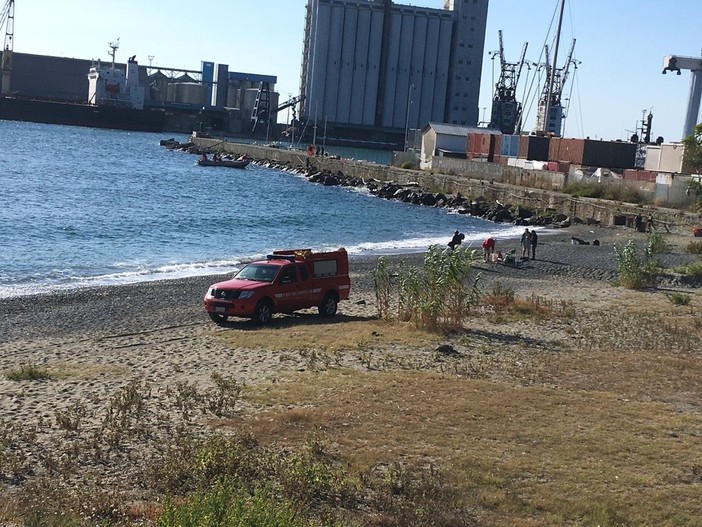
{"left": 374, "top": 245, "right": 480, "bottom": 331}
{"left": 614, "top": 239, "right": 658, "bottom": 289}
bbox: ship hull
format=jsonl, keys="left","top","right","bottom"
{"left": 0, "top": 96, "right": 167, "bottom": 132}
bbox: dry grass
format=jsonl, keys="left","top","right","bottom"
{"left": 213, "top": 317, "right": 438, "bottom": 352}
{"left": 2, "top": 284, "right": 701, "bottom": 525}
{"left": 229, "top": 291, "right": 702, "bottom": 526}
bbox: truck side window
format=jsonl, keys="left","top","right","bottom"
{"left": 298, "top": 264, "right": 309, "bottom": 281}
{"left": 279, "top": 266, "right": 297, "bottom": 284}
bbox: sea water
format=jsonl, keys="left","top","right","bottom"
{"left": 0, "top": 120, "right": 523, "bottom": 298}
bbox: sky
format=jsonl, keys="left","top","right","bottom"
{"left": 8, "top": 0, "right": 702, "bottom": 142}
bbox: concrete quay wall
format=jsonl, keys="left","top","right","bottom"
{"left": 191, "top": 137, "right": 701, "bottom": 234}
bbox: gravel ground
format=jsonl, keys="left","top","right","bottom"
{"left": 0, "top": 223, "right": 698, "bottom": 345}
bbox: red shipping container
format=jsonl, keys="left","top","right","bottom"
{"left": 549, "top": 137, "right": 585, "bottom": 164}
{"left": 518, "top": 134, "right": 529, "bottom": 159}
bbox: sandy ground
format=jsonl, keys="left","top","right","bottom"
{"left": 0, "top": 223, "right": 699, "bottom": 452}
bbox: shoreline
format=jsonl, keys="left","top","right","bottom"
{"left": 1, "top": 222, "right": 697, "bottom": 346}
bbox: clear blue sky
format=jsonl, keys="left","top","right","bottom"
{"left": 10, "top": 0, "right": 702, "bottom": 142}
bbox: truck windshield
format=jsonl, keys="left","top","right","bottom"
{"left": 234, "top": 264, "right": 278, "bottom": 283}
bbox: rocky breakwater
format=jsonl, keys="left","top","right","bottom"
{"left": 267, "top": 160, "right": 576, "bottom": 228}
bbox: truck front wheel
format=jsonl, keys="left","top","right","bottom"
{"left": 253, "top": 299, "right": 273, "bottom": 325}
{"left": 318, "top": 292, "right": 338, "bottom": 317}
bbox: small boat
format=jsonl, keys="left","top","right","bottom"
{"left": 197, "top": 157, "right": 250, "bottom": 169}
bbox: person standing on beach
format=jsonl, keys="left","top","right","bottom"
{"left": 448, "top": 230, "right": 464, "bottom": 250}
{"left": 520, "top": 228, "right": 531, "bottom": 258}
{"left": 530, "top": 230, "right": 538, "bottom": 260}
{"left": 482, "top": 237, "right": 496, "bottom": 262}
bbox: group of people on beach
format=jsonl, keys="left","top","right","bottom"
{"left": 447, "top": 228, "right": 538, "bottom": 262}
{"left": 520, "top": 228, "right": 538, "bottom": 260}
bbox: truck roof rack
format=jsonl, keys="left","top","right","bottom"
{"left": 266, "top": 254, "right": 296, "bottom": 262}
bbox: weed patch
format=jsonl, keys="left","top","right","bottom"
{"left": 4, "top": 363, "right": 52, "bottom": 382}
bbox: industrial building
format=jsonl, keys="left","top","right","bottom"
{"left": 300, "top": 0, "right": 489, "bottom": 143}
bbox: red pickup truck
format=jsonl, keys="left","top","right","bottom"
{"left": 203, "top": 248, "right": 351, "bottom": 325}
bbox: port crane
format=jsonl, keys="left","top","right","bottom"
{"left": 1, "top": 0, "right": 14, "bottom": 94}
{"left": 535, "top": 38, "right": 577, "bottom": 136}
{"left": 662, "top": 54, "right": 702, "bottom": 139}
{"left": 488, "top": 30, "right": 528, "bottom": 134}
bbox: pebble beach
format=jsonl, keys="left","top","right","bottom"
{"left": 1, "top": 221, "right": 700, "bottom": 520}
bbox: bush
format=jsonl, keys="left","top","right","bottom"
{"left": 647, "top": 230, "right": 668, "bottom": 255}
{"left": 157, "top": 484, "right": 303, "bottom": 527}
{"left": 5, "top": 363, "right": 52, "bottom": 381}
{"left": 667, "top": 292, "right": 692, "bottom": 305}
{"left": 565, "top": 181, "right": 646, "bottom": 204}
{"left": 614, "top": 239, "right": 658, "bottom": 289}
{"left": 400, "top": 161, "right": 415, "bottom": 169}
{"left": 674, "top": 260, "right": 702, "bottom": 280}
{"left": 374, "top": 245, "right": 481, "bottom": 331}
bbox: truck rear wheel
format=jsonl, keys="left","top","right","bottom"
{"left": 318, "top": 292, "right": 338, "bottom": 317}
{"left": 253, "top": 299, "right": 273, "bottom": 325}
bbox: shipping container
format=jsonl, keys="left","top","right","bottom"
{"left": 582, "top": 140, "right": 636, "bottom": 169}
{"left": 518, "top": 135, "right": 550, "bottom": 161}
{"left": 549, "top": 137, "right": 586, "bottom": 164}
{"left": 500, "top": 134, "right": 520, "bottom": 157}
{"left": 547, "top": 161, "right": 558, "bottom": 171}
{"left": 658, "top": 143, "right": 687, "bottom": 173}
{"left": 644, "top": 145, "right": 661, "bottom": 171}
{"left": 467, "top": 132, "right": 501, "bottom": 162}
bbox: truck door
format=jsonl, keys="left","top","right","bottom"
{"left": 274, "top": 264, "right": 301, "bottom": 312}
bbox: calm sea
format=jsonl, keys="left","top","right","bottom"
{"left": 0, "top": 121, "right": 523, "bottom": 299}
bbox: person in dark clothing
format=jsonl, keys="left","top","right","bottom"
{"left": 448, "top": 230, "right": 464, "bottom": 249}
{"left": 530, "top": 230, "right": 538, "bottom": 260}
{"left": 634, "top": 213, "right": 643, "bottom": 232}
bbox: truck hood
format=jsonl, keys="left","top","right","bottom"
{"left": 209, "top": 278, "right": 269, "bottom": 291}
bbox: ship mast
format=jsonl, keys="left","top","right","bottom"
{"left": 108, "top": 38, "right": 119, "bottom": 68}
{"left": 541, "top": 0, "right": 565, "bottom": 133}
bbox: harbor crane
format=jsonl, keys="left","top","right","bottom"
{"left": 535, "top": 38, "right": 577, "bottom": 136}
{"left": 1, "top": 0, "right": 14, "bottom": 95}
{"left": 488, "top": 30, "right": 528, "bottom": 134}
{"left": 662, "top": 54, "right": 702, "bottom": 139}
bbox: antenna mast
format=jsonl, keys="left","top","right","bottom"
{"left": 108, "top": 38, "right": 120, "bottom": 68}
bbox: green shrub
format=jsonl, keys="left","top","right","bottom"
{"left": 374, "top": 245, "right": 481, "bottom": 331}
{"left": 674, "top": 260, "right": 702, "bottom": 280}
{"left": 647, "top": 230, "right": 668, "bottom": 255}
{"left": 565, "top": 181, "right": 646, "bottom": 204}
{"left": 5, "top": 363, "right": 52, "bottom": 381}
{"left": 400, "top": 161, "right": 414, "bottom": 169}
{"left": 667, "top": 292, "right": 692, "bottom": 305}
{"left": 157, "top": 484, "right": 303, "bottom": 527}
{"left": 614, "top": 239, "right": 658, "bottom": 289}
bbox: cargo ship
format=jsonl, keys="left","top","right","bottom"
{"left": 0, "top": 48, "right": 176, "bottom": 133}
{"left": 0, "top": 94, "right": 167, "bottom": 132}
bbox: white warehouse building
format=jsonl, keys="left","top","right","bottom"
{"left": 300, "top": 0, "right": 489, "bottom": 131}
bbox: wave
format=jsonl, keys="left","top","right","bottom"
{"left": 0, "top": 226, "right": 546, "bottom": 299}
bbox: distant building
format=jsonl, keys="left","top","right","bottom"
{"left": 300, "top": 0, "right": 489, "bottom": 132}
